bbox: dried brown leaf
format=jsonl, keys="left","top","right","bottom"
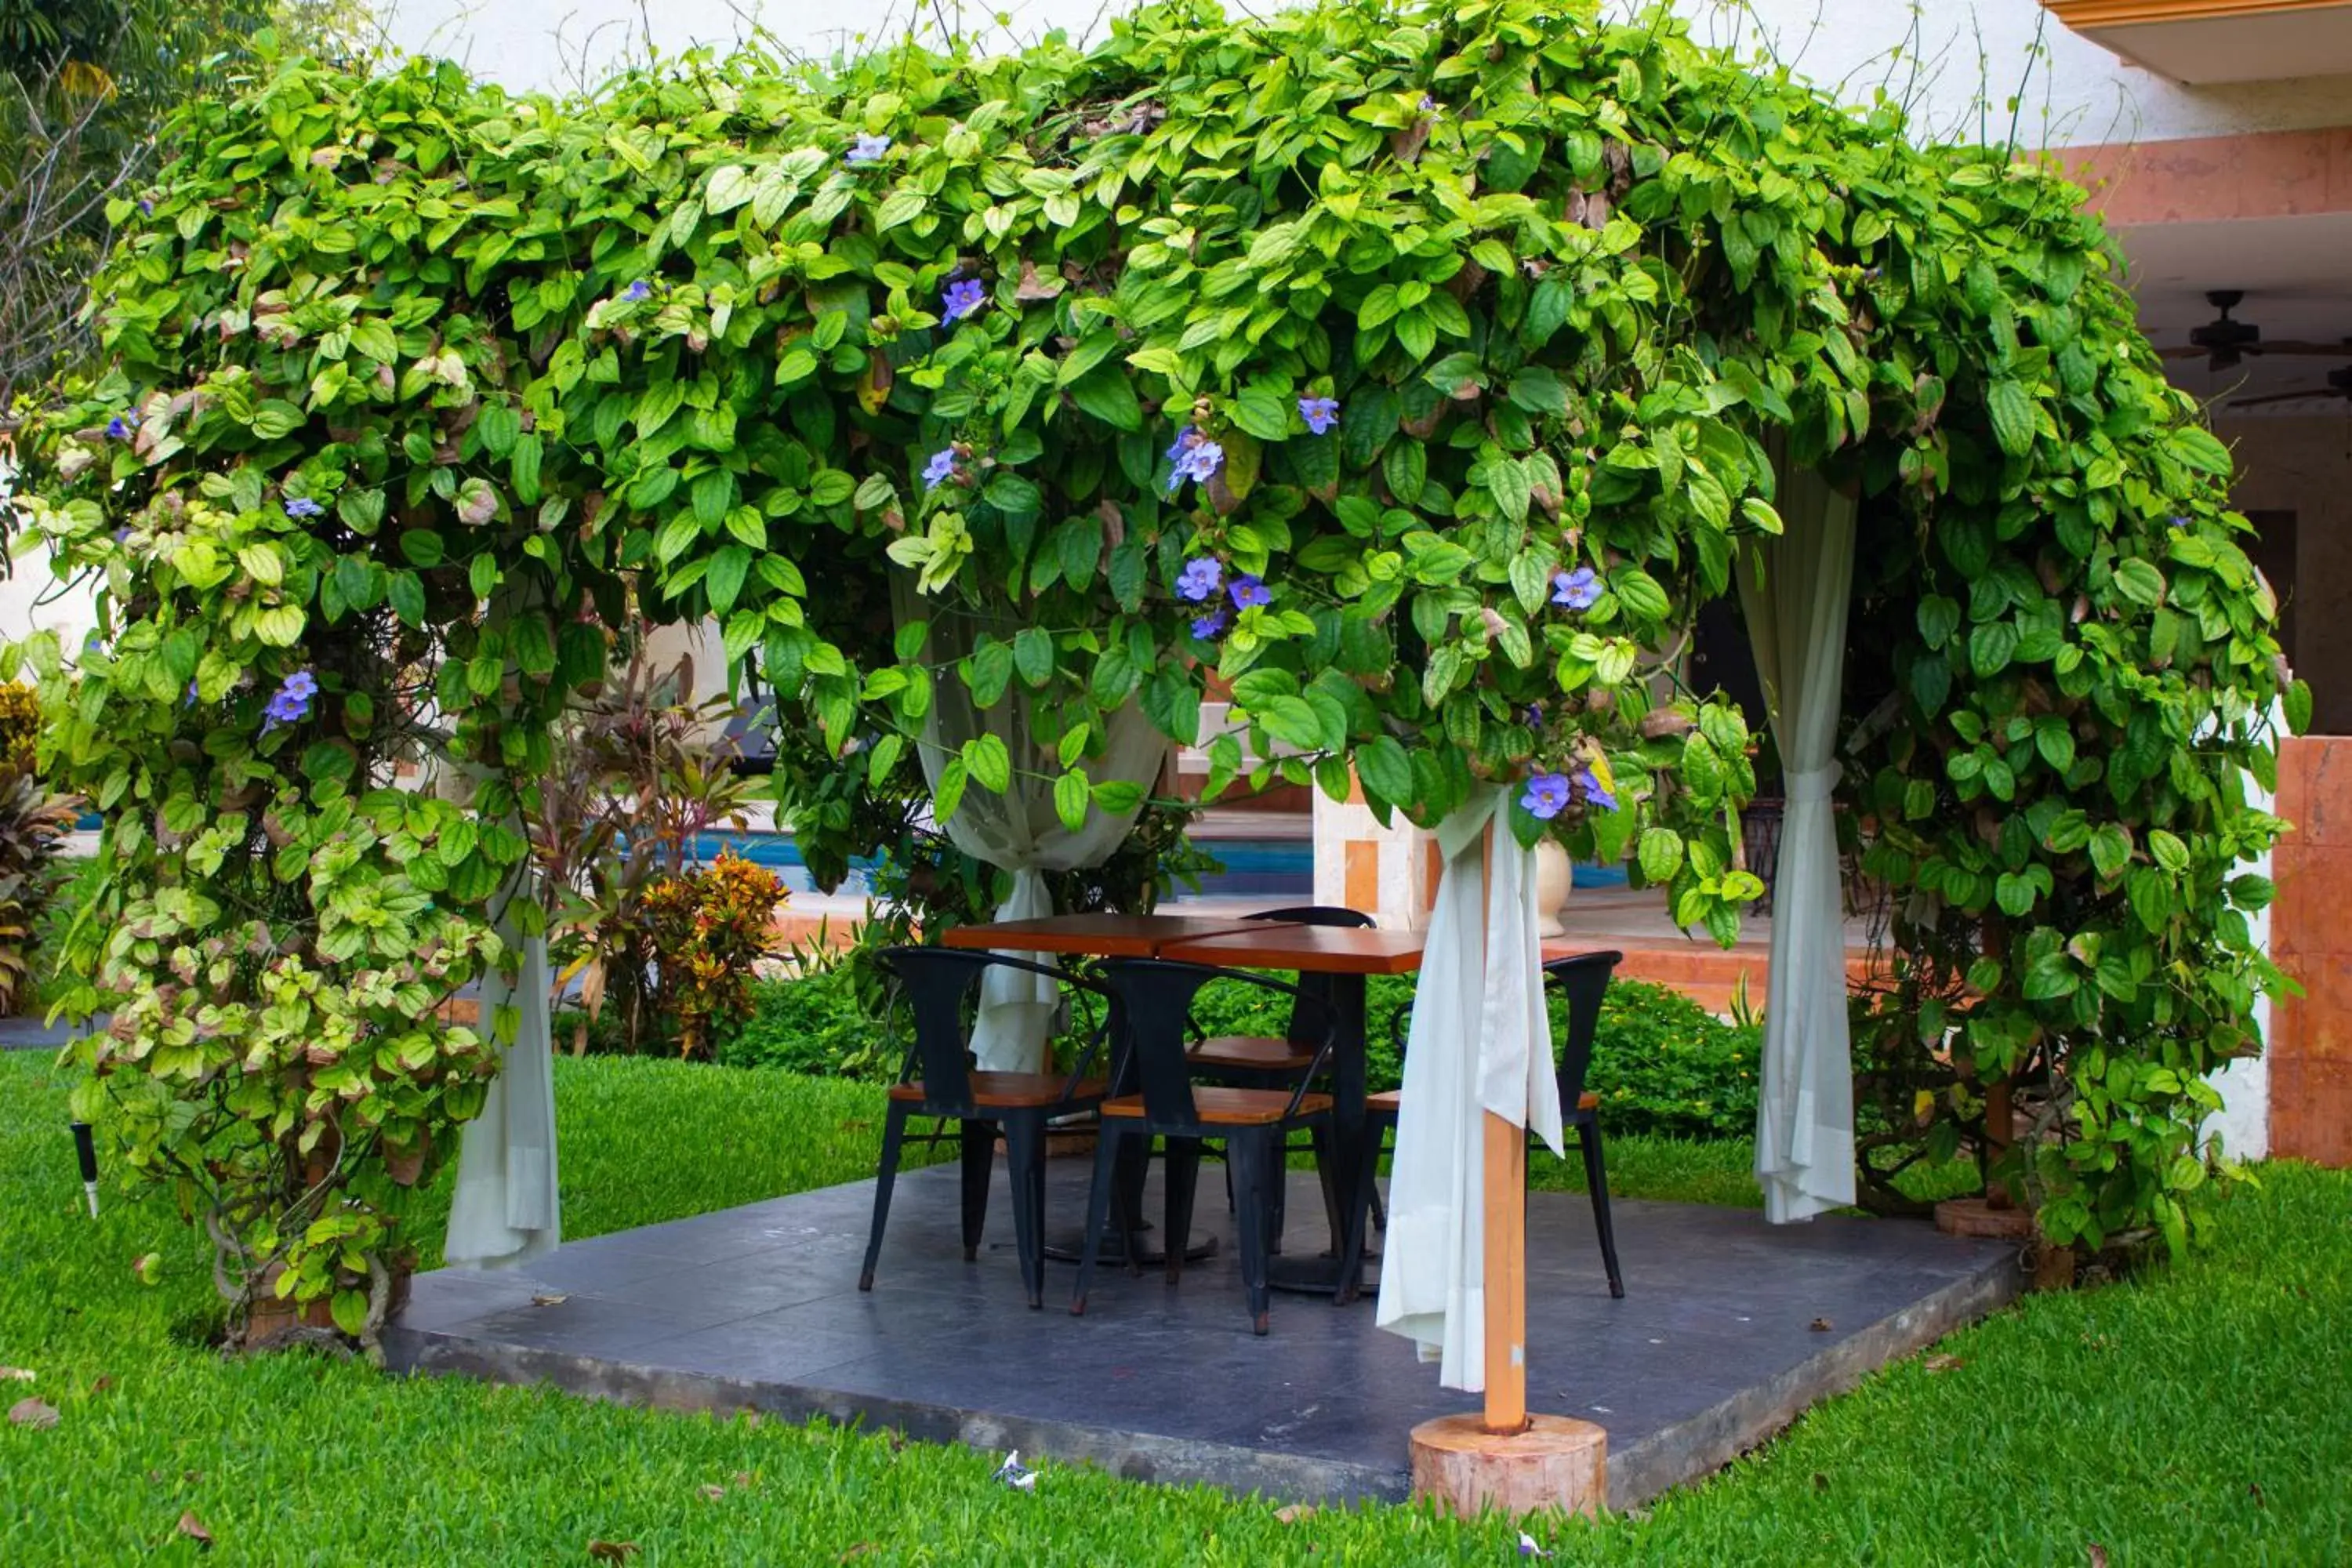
{"left": 838, "top": 1546, "right": 875, "bottom": 1564}
{"left": 7, "top": 1396, "right": 57, "bottom": 1429}
{"left": 699, "top": 1484, "right": 726, "bottom": 1502}
{"left": 586, "top": 1541, "right": 638, "bottom": 1563}
{"left": 2087, "top": 1546, "right": 2108, "bottom": 1568}
{"left": 531, "top": 1294, "right": 568, "bottom": 1307}
{"left": 1809, "top": 1317, "right": 1834, "bottom": 1333}
{"left": 0, "top": 1367, "right": 31, "bottom": 1381}
{"left": 176, "top": 1511, "right": 214, "bottom": 1549}
{"left": 1924, "top": 1355, "right": 1965, "bottom": 1374}
{"left": 1274, "top": 1504, "right": 1317, "bottom": 1524}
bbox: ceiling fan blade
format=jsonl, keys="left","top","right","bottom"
{"left": 2227, "top": 387, "right": 2350, "bottom": 408}
{"left": 2158, "top": 345, "right": 2209, "bottom": 358}
{"left": 2249, "top": 340, "right": 2352, "bottom": 356}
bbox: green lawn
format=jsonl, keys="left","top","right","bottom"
{"left": 2, "top": 1051, "right": 2347, "bottom": 1563}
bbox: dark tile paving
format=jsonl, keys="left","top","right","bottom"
{"left": 387, "top": 1159, "right": 2022, "bottom": 1508}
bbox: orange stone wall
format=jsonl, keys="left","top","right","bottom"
{"left": 2269, "top": 735, "right": 2352, "bottom": 1165}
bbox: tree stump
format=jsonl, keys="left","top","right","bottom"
{"left": 1408, "top": 1414, "right": 1606, "bottom": 1521}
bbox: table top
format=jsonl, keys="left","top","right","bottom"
{"left": 938, "top": 913, "right": 1286, "bottom": 958}
{"left": 1160, "top": 924, "right": 1428, "bottom": 975}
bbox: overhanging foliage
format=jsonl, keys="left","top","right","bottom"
{"left": 6, "top": 0, "right": 2291, "bottom": 1321}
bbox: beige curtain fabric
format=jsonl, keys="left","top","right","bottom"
{"left": 445, "top": 906, "right": 561, "bottom": 1269}
{"left": 890, "top": 577, "right": 1171, "bottom": 1073}
{"left": 1739, "top": 459, "right": 1860, "bottom": 1223}
{"left": 1374, "top": 786, "right": 1562, "bottom": 1391}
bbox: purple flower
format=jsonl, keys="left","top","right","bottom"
{"left": 1164, "top": 428, "right": 1225, "bottom": 494}
{"left": 105, "top": 416, "right": 130, "bottom": 440}
{"left": 623, "top": 280, "right": 652, "bottom": 303}
{"left": 183, "top": 680, "right": 199, "bottom": 706}
{"left": 283, "top": 495, "right": 324, "bottom": 519}
{"left": 941, "top": 278, "right": 987, "bottom": 323}
{"left": 846, "top": 132, "right": 891, "bottom": 165}
{"left": 1523, "top": 702, "right": 1545, "bottom": 728}
{"left": 1298, "top": 395, "right": 1340, "bottom": 435}
{"left": 1176, "top": 557, "right": 1223, "bottom": 602}
{"left": 1419, "top": 95, "right": 1440, "bottom": 117}
{"left": 1573, "top": 764, "right": 1618, "bottom": 814}
{"left": 922, "top": 448, "right": 958, "bottom": 488}
{"left": 138, "top": 198, "right": 154, "bottom": 216}
{"left": 261, "top": 670, "right": 317, "bottom": 731}
{"left": 1189, "top": 608, "right": 1229, "bottom": 640}
{"left": 1552, "top": 565, "right": 1600, "bottom": 610}
{"left": 1228, "top": 574, "right": 1271, "bottom": 611}
{"left": 2169, "top": 514, "right": 2190, "bottom": 531}
{"left": 1521, "top": 772, "right": 1572, "bottom": 821}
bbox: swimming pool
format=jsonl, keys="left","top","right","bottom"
{"left": 684, "top": 831, "right": 1628, "bottom": 901}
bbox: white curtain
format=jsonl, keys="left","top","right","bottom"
{"left": 1740, "top": 457, "right": 1860, "bottom": 1224}
{"left": 891, "top": 578, "right": 1171, "bottom": 1074}
{"left": 445, "top": 911, "right": 561, "bottom": 1268}
{"left": 1375, "top": 785, "right": 1562, "bottom": 1391}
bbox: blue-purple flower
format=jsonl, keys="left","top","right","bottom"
{"left": 1573, "top": 764, "right": 1619, "bottom": 814}
{"left": 262, "top": 670, "right": 318, "bottom": 731}
{"left": 2169, "top": 514, "right": 2190, "bottom": 531}
{"left": 922, "top": 448, "right": 959, "bottom": 488}
{"left": 623, "top": 280, "right": 652, "bottom": 303}
{"left": 183, "top": 679, "right": 199, "bottom": 706}
{"left": 1298, "top": 395, "right": 1340, "bottom": 435}
{"left": 1164, "top": 427, "right": 1225, "bottom": 495}
{"left": 941, "top": 278, "right": 988, "bottom": 324}
{"left": 846, "top": 132, "right": 891, "bottom": 165}
{"left": 105, "top": 416, "right": 130, "bottom": 440}
{"left": 283, "top": 495, "right": 324, "bottom": 519}
{"left": 137, "top": 198, "right": 154, "bottom": 216}
{"left": 1190, "top": 608, "right": 1229, "bottom": 641}
{"left": 1523, "top": 702, "right": 1545, "bottom": 728}
{"left": 1228, "top": 575, "right": 1271, "bottom": 611}
{"left": 1176, "top": 557, "right": 1223, "bottom": 602}
{"left": 1552, "top": 565, "right": 1600, "bottom": 610}
{"left": 1521, "top": 772, "right": 1572, "bottom": 820}
{"left": 1419, "top": 95, "right": 1441, "bottom": 118}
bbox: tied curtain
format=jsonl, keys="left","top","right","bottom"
{"left": 1739, "top": 457, "right": 1860, "bottom": 1224}
{"left": 1374, "top": 785, "right": 1563, "bottom": 1391}
{"left": 445, "top": 904, "right": 561, "bottom": 1269}
{"left": 892, "top": 578, "right": 1171, "bottom": 1075}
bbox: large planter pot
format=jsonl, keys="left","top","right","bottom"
{"left": 1534, "top": 840, "right": 1573, "bottom": 938}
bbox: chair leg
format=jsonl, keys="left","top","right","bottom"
{"left": 1578, "top": 1119, "right": 1624, "bottom": 1299}
{"left": 1071, "top": 1123, "right": 1126, "bottom": 1316}
{"left": 1003, "top": 1114, "right": 1047, "bottom": 1309}
{"left": 859, "top": 1103, "right": 910, "bottom": 1292}
{"left": 959, "top": 1117, "right": 996, "bottom": 1263}
{"left": 1231, "top": 1129, "right": 1274, "bottom": 1336}
{"left": 1163, "top": 1137, "right": 1203, "bottom": 1287}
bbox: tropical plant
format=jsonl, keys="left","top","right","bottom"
{"left": 641, "top": 848, "right": 786, "bottom": 1059}
{"left": 529, "top": 641, "right": 757, "bottom": 1054}
{"left": 0, "top": 763, "right": 75, "bottom": 1011}
{"left": 2, "top": 0, "right": 2291, "bottom": 1327}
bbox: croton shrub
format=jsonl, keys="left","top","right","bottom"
{"left": 4, "top": 0, "right": 2292, "bottom": 1328}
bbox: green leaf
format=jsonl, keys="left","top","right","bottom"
{"left": 1356, "top": 735, "right": 1412, "bottom": 806}
{"left": 1091, "top": 779, "right": 1145, "bottom": 815}
{"left": 2112, "top": 558, "right": 2167, "bottom": 608}
{"left": 2147, "top": 828, "right": 2190, "bottom": 874}
{"left": 1069, "top": 365, "right": 1143, "bottom": 432}
{"left": 1637, "top": 827, "right": 1683, "bottom": 884}
{"left": 2286, "top": 678, "right": 2314, "bottom": 735}
{"left": 1986, "top": 378, "right": 2034, "bottom": 458}
{"left": 1012, "top": 627, "right": 1054, "bottom": 687}
{"left": 963, "top": 733, "right": 1012, "bottom": 794}
{"left": 1054, "top": 768, "right": 1091, "bottom": 833}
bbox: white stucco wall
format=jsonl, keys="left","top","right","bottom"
{"left": 384, "top": 0, "right": 2352, "bottom": 148}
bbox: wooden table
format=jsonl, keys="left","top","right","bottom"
{"left": 1160, "top": 925, "right": 1427, "bottom": 1301}
{"left": 940, "top": 913, "right": 1277, "bottom": 958}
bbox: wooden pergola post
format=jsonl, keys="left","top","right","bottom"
{"left": 1408, "top": 816, "right": 1605, "bottom": 1519}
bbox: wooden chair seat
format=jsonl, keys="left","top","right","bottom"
{"left": 1364, "top": 1088, "right": 1596, "bottom": 1116}
{"left": 1189, "top": 1034, "right": 1318, "bottom": 1073}
{"left": 889, "top": 1073, "right": 1105, "bottom": 1109}
{"left": 1100, "top": 1087, "right": 1333, "bottom": 1127}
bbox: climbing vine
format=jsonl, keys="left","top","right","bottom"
{"left": 5, "top": 0, "right": 2288, "bottom": 1323}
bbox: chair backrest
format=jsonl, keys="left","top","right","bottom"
{"left": 1544, "top": 949, "right": 1624, "bottom": 1108}
{"left": 876, "top": 946, "right": 1000, "bottom": 1112}
{"left": 1096, "top": 958, "right": 1225, "bottom": 1126}
{"left": 1245, "top": 906, "right": 1373, "bottom": 1044}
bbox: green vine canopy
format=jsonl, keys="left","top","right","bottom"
{"left": 9, "top": 0, "right": 2294, "bottom": 1330}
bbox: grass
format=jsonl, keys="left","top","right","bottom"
{"left": 2, "top": 1051, "right": 2348, "bottom": 1564}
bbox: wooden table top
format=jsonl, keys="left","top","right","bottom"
{"left": 1160, "top": 924, "right": 1428, "bottom": 975}
{"left": 938, "top": 913, "right": 1287, "bottom": 959}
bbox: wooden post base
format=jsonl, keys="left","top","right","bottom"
{"left": 1933, "top": 1197, "right": 2037, "bottom": 1241}
{"left": 1408, "top": 1413, "right": 1606, "bottom": 1521}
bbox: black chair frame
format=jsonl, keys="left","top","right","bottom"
{"left": 859, "top": 946, "right": 1116, "bottom": 1309}
{"left": 1074, "top": 959, "right": 1340, "bottom": 1335}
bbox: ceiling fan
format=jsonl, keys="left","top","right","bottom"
{"left": 2159, "top": 291, "right": 2350, "bottom": 372}
{"left": 2228, "top": 365, "right": 2352, "bottom": 409}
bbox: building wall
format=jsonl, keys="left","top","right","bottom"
{"left": 2211, "top": 417, "right": 2352, "bottom": 735}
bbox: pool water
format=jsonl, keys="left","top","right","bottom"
{"left": 685, "top": 831, "right": 1627, "bottom": 901}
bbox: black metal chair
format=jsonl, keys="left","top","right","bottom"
{"left": 1184, "top": 906, "right": 1374, "bottom": 1249}
{"left": 859, "top": 947, "right": 1113, "bottom": 1309}
{"left": 1350, "top": 949, "right": 1627, "bottom": 1298}
{"left": 1073, "top": 959, "right": 1337, "bottom": 1336}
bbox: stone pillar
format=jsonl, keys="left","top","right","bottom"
{"left": 2267, "top": 733, "right": 2352, "bottom": 1165}
{"left": 1312, "top": 770, "right": 1436, "bottom": 928}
